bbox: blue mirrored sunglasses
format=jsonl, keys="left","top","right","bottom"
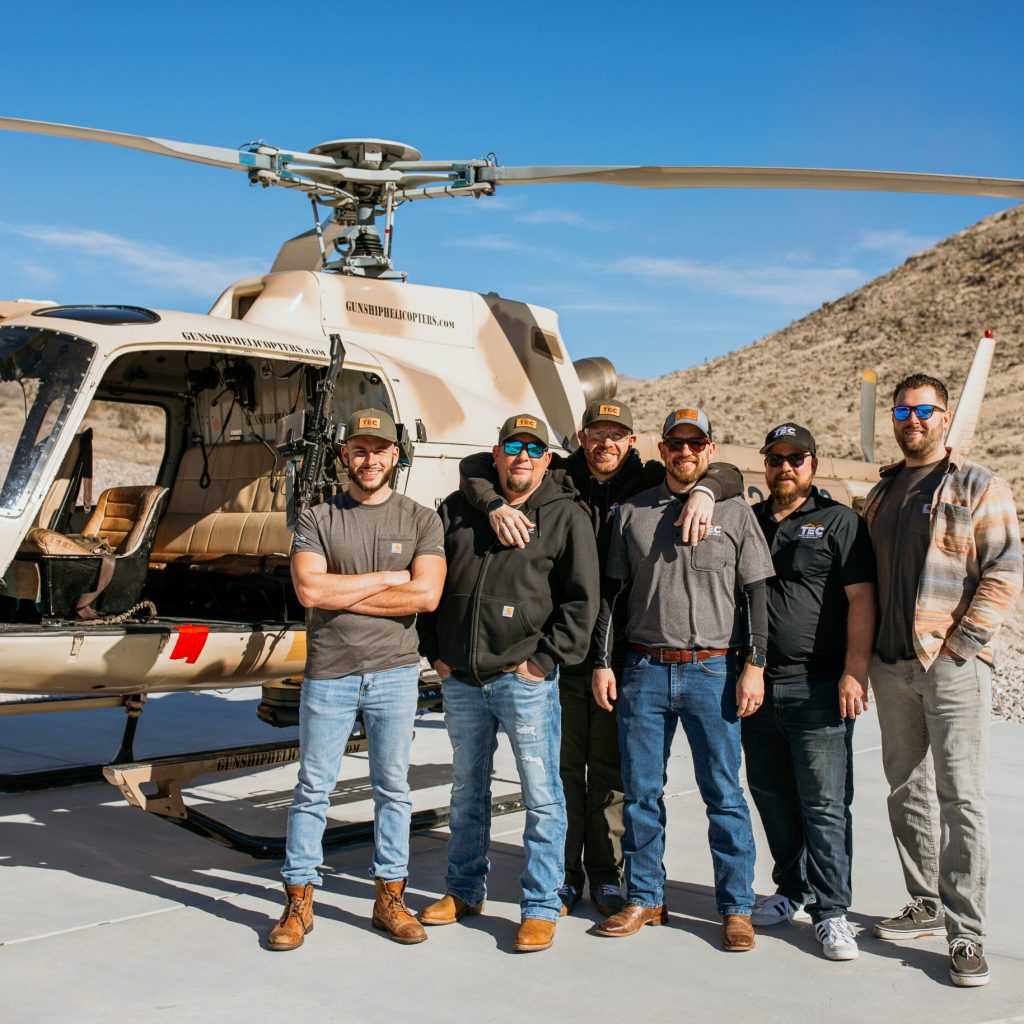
{"left": 892, "top": 404, "right": 946, "bottom": 421}
{"left": 502, "top": 440, "right": 547, "bottom": 458}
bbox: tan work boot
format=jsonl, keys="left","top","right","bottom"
{"left": 267, "top": 883, "right": 315, "bottom": 951}
{"left": 371, "top": 878, "right": 428, "bottom": 944}
{"left": 421, "top": 893, "right": 485, "bottom": 926}
{"left": 514, "top": 917, "right": 556, "bottom": 952}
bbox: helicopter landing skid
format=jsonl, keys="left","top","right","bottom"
{"left": 103, "top": 739, "right": 525, "bottom": 859}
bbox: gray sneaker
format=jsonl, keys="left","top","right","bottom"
{"left": 949, "top": 939, "right": 990, "bottom": 987}
{"left": 873, "top": 898, "right": 945, "bottom": 940}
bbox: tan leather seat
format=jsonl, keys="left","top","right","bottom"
{"left": 150, "top": 443, "right": 291, "bottom": 568}
{"left": 26, "top": 485, "right": 167, "bottom": 558}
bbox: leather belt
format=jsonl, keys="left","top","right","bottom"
{"left": 628, "top": 642, "right": 732, "bottom": 663}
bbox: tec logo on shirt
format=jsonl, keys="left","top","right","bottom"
{"left": 799, "top": 524, "right": 825, "bottom": 539}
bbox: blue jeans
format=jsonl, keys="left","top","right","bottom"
{"left": 282, "top": 664, "right": 420, "bottom": 886}
{"left": 442, "top": 670, "right": 566, "bottom": 922}
{"left": 617, "top": 651, "right": 756, "bottom": 915}
{"left": 740, "top": 679, "right": 854, "bottom": 923}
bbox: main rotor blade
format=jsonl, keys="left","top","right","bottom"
{"left": 481, "top": 165, "right": 1024, "bottom": 199}
{"left": 0, "top": 115, "right": 332, "bottom": 173}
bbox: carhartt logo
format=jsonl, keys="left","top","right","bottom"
{"left": 502, "top": 605, "right": 515, "bottom": 618}
{"left": 799, "top": 525, "right": 825, "bottom": 539}
{"left": 708, "top": 524, "right": 723, "bottom": 536}
{"left": 390, "top": 542, "right": 403, "bottom": 554}
{"left": 358, "top": 416, "right": 381, "bottom": 429}
{"left": 514, "top": 417, "right": 538, "bottom": 429}
{"left": 675, "top": 409, "right": 699, "bottom": 421}
{"left": 598, "top": 404, "right": 621, "bottom": 416}
{"left": 774, "top": 425, "right": 797, "bottom": 437}
{"left": 922, "top": 503, "right": 932, "bottom": 514}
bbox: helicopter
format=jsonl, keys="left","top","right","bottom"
{"left": 0, "top": 115, "right": 1018, "bottom": 850}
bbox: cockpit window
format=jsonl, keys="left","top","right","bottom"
{"left": 0, "top": 327, "right": 95, "bottom": 516}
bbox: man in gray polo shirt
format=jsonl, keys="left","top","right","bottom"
{"left": 592, "top": 406, "right": 774, "bottom": 952}
{"left": 266, "top": 408, "right": 446, "bottom": 952}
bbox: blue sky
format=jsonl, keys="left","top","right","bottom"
{"left": 2, "top": 1, "right": 1022, "bottom": 378}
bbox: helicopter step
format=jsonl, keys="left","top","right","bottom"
{"left": 103, "top": 736, "right": 525, "bottom": 859}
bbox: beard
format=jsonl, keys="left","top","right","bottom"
{"left": 352, "top": 462, "right": 393, "bottom": 494}
{"left": 665, "top": 457, "right": 702, "bottom": 487}
{"left": 896, "top": 424, "right": 943, "bottom": 461}
{"left": 585, "top": 446, "right": 628, "bottom": 477}
{"left": 769, "top": 477, "right": 812, "bottom": 508}
{"left": 505, "top": 470, "right": 533, "bottom": 494}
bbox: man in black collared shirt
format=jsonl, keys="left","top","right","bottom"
{"left": 741, "top": 422, "right": 876, "bottom": 962}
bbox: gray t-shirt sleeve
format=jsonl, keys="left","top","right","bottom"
{"left": 414, "top": 506, "right": 446, "bottom": 559}
{"left": 605, "top": 508, "right": 629, "bottom": 580}
{"left": 735, "top": 505, "right": 775, "bottom": 585}
{"left": 291, "top": 505, "right": 325, "bottom": 557}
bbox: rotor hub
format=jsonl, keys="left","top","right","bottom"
{"left": 308, "top": 138, "right": 422, "bottom": 169}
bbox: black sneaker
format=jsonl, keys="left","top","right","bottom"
{"left": 949, "top": 939, "right": 990, "bottom": 987}
{"left": 873, "top": 899, "right": 945, "bottom": 940}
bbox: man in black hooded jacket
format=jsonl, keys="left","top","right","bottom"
{"left": 419, "top": 412, "right": 599, "bottom": 953}
{"left": 457, "top": 399, "right": 743, "bottom": 917}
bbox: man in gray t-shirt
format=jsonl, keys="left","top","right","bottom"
{"left": 591, "top": 406, "right": 774, "bottom": 953}
{"left": 267, "top": 408, "right": 446, "bottom": 953}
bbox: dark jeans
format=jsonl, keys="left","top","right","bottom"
{"left": 740, "top": 679, "right": 854, "bottom": 923}
{"left": 559, "top": 666, "right": 624, "bottom": 893}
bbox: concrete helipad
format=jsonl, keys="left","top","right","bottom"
{"left": 2, "top": 690, "right": 1023, "bottom": 1024}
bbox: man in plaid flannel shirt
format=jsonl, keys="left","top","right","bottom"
{"left": 865, "top": 372, "right": 1022, "bottom": 989}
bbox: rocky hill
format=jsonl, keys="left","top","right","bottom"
{"left": 619, "top": 202, "right": 1024, "bottom": 720}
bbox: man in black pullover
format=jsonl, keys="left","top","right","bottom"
{"left": 458, "top": 399, "right": 743, "bottom": 917}
{"left": 419, "top": 413, "right": 599, "bottom": 953}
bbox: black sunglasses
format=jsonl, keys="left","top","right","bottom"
{"left": 502, "top": 440, "right": 548, "bottom": 458}
{"left": 662, "top": 436, "right": 709, "bottom": 453}
{"left": 892, "top": 404, "right": 946, "bottom": 422}
{"left": 765, "top": 452, "right": 811, "bottom": 468}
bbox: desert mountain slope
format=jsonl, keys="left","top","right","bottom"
{"left": 619, "top": 203, "right": 1024, "bottom": 512}
{"left": 619, "top": 202, "right": 1024, "bottom": 720}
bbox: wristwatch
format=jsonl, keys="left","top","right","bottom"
{"left": 745, "top": 648, "right": 766, "bottom": 668}
{"left": 486, "top": 498, "right": 507, "bottom": 513}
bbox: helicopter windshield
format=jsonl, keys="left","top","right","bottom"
{"left": 0, "top": 326, "right": 95, "bottom": 517}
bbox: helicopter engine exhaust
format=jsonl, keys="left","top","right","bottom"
{"left": 573, "top": 356, "right": 618, "bottom": 405}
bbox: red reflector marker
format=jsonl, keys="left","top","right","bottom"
{"left": 169, "top": 624, "right": 211, "bottom": 664}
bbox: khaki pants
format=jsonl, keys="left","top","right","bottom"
{"left": 869, "top": 653, "right": 991, "bottom": 942}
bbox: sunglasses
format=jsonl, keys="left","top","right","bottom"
{"left": 765, "top": 452, "right": 811, "bottom": 468}
{"left": 662, "top": 436, "right": 710, "bottom": 453}
{"left": 892, "top": 404, "right": 946, "bottom": 421}
{"left": 502, "top": 440, "right": 548, "bottom": 458}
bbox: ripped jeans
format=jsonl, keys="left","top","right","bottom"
{"left": 441, "top": 669, "right": 566, "bottom": 921}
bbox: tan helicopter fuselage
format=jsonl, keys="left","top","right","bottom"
{"left": 0, "top": 270, "right": 880, "bottom": 701}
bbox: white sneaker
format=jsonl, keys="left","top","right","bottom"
{"left": 751, "top": 893, "right": 804, "bottom": 926}
{"left": 815, "top": 915, "right": 859, "bottom": 960}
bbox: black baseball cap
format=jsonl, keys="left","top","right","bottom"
{"left": 760, "top": 422, "right": 817, "bottom": 455}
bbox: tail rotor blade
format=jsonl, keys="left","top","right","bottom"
{"left": 860, "top": 370, "right": 877, "bottom": 463}
{"left": 946, "top": 331, "right": 997, "bottom": 456}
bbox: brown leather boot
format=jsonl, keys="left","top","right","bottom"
{"left": 421, "top": 893, "right": 485, "bottom": 926}
{"left": 722, "top": 914, "right": 755, "bottom": 951}
{"left": 372, "top": 878, "right": 428, "bottom": 945}
{"left": 595, "top": 903, "right": 668, "bottom": 937}
{"left": 267, "top": 883, "right": 315, "bottom": 951}
{"left": 514, "top": 917, "right": 556, "bottom": 952}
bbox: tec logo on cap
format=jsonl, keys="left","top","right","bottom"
{"left": 515, "top": 416, "right": 538, "bottom": 429}
{"left": 598, "top": 404, "right": 621, "bottom": 417}
{"left": 358, "top": 416, "right": 381, "bottom": 430}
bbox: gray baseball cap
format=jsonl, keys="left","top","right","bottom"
{"left": 344, "top": 407, "right": 398, "bottom": 444}
{"left": 662, "top": 406, "right": 713, "bottom": 440}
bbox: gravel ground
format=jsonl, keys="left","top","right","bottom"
{"left": 992, "top": 600, "right": 1024, "bottom": 723}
